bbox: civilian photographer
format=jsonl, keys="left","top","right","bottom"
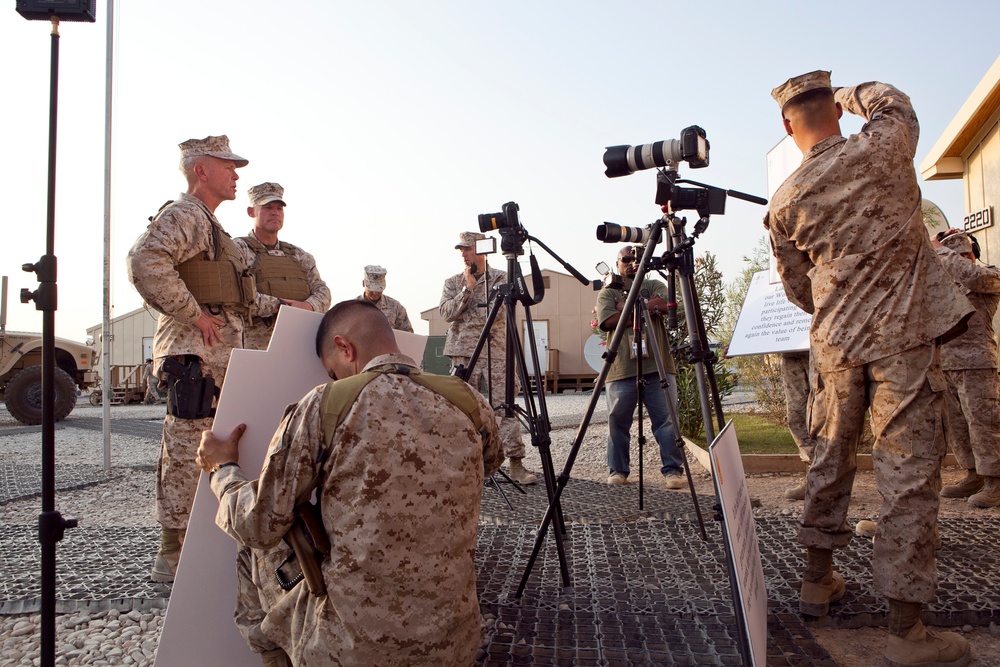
{"left": 596, "top": 245, "right": 685, "bottom": 490}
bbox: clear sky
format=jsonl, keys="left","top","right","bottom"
{"left": 2, "top": 1, "right": 998, "bottom": 341}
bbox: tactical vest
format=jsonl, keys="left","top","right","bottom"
{"left": 240, "top": 235, "right": 312, "bottom": 302}
{"left": 163, "top": 204, "right": 255, "bottom": 314}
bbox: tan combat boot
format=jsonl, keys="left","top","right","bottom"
{"left": 784, "top": 477, "right": 807, "bottom": 501}
{"left": 150, "top": 527, "right": 183, "bottom": 583}
{"left": 883, "top": 599, "right": 971, "bottom": 667}
{"left": 940, "top": 469, "right": 984, "bottom": 498}
{"left": 968, "top": 476, "right": 1000, "bottom": 508}
{"left": 799, "top": 547, "right": 845, "bottom": 616}
{"left": 508, "top": 458, "right": 538, "bottom": 485}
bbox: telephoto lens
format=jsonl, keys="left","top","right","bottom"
{"left": 596, "top": 222, "right": 650, "bottom": 244}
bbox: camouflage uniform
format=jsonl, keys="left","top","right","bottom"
{"left": 440, "top": 264, "right": 525, "bottom": 458}
{"left": 936, "top": 243, "right": 1000, "bottom": 476}
{"left": 210, "top": 353, "right": 503, "bottom": 666}
{"left": 354, "top": 292, "right": 413, "bottom": 332}
{"left": 595, "top": 278, "right": 683, "bottom": 476}
{"left": 127, "top": 193, "right": 247, "bottom": 531}
{"left": 768, "top": 80, "right": 974, "bottom": 602}
{"left": 781, "top": 351, "right": 815, "bottom": 463}
{"left": 235, "top": 235, "right": 331, "bottom": 351}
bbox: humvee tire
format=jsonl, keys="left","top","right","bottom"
{"left": 4, "top": 365, "right": 77, "bottom": 425}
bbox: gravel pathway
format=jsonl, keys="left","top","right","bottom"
{"left": 0, "top": 392, "right": 720, "bottom": 666}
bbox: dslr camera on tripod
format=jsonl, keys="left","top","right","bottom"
{"left": 603, "top": 125, "right": 709, "bottom": 178}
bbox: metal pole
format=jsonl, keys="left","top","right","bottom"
{"left": 38, "top": 19, "right": 61, "bottom": 667}
{"left": 101, "top": 0, "right": 115, "bottom": 471}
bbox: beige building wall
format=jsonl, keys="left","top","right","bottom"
{"left": 421, "top": 269, "right": 600, "bottom": 377}
{"left": 87, "top": 306, "right": 160, "bottom": 367}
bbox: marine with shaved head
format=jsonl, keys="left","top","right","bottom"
{"left": 197, "top": 300, "right": 503, "bottom": 666}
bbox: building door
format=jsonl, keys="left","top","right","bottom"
{"left": 523, "top": 320, "right": 548, "bottom": 375}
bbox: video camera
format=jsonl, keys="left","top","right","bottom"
{"left": 603, "top": 125, "right": 709, "bottom": 178}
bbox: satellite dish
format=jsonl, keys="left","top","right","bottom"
{"left": 584, "top": 334, "right": 606, "bottom": 373}
{"left": 922, "top": 199, "right": 950, "bottom": 238}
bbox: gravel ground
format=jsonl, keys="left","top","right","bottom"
{"left": 4, "top": 394, "right": 997, "bottom": 666}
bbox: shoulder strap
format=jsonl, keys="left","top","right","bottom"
{"left": 295, "top": 367, "right": 486, "bottom": 516}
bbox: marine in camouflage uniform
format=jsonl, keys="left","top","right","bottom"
{"left": 780, "top": 351, "right": 816, "bottom": 500}
{"left": 198, "top": 301, "right": 503, "bottom": 666}
{"left": 439, "top": 231, "right": 537, "bottom": 484}
{"left": 355, "top": 264, "right": 413, "bottom": 332}
{"left": 934, "top": 230, "right": 1000, "bottom": 507}
{"left": 127, "top": 135, "right": 252, "bottom": 583}
{"left": 235, "top": 183, "right": 332, "bottom": 351}
{"left": 768, "top": 72, "right": 974, "bottom": 664}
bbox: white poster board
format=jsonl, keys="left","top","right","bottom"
{"left": 727, "top": 270, "right": 809, "bottom": 357}
{"left": 154, "top": 307, "right": 428, "bottom": 667}
{"left": 709, "top": 422, "right": 767, "bottom": 667}
{"left": 765, "top": 135, "right": 803, "bottom": 282}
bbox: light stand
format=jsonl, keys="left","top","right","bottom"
{"left": 15, "top": 4, "right": 96, "bottom": 665}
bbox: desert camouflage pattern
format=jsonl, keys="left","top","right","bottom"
{"left": 449, "top": 355, "right": 524, "bottom": 459}
{"left": 439, "top": 266, "right": 525, "bottom": 456}
{"left": 247, "top": 182, "right": 285, "bottom": 207}
{"left": 355, "top": 292, "right": 413, "bottom": 332}
{"left": 768, "top": 82, "right": 974, "bottom": 373}
{"left": 943, "top": 369, "right": 1000, "bottom": 476}
{"left": 127, "top": 194, "right": 245, "bottom": 529}
{"left": 802, "top": 344, "right": 946, "bottom": 602}
{"left": 781, "top": 351, "right": 816, "bottom": 463}
{"left": 128, "top": 194, "right": 247, "bottom": 362}
{"left": 439, "top": 266, "right": 508, "bottom": 358}
{"left": 935, "top": 247, "right": 1000, "bottom": 371}
{"left": 932, "top": 247, "right": 1000, "bottom": 477}
{"left": 178, "top": 134, "right": 248, "bottom": 167}
{"left": 768, "top": 79, "right": 965, "bottom": 603}
{"left": 595, "top": 278, "right": 676, "bottom": 383}
{"left": 235, "top": 545, "right": 286, "bottom": 654}
{"left": 235, "top": 234, "right": 331, "bottom": 350}
{"left": 210, "top": 354, "right": 503, "bottom": 666}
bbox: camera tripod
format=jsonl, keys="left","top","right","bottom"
{"left": 453, "top": 226, "right": 589, "bottom": 588}
{"left": 515, "top": 212, "right": 718, "bottom": 596}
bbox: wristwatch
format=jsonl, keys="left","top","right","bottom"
{"left": 210, "top": 461, "right": 239, "bottom": 475}
{"left": 461, "top": 286, "right": 471, "bottom": 296}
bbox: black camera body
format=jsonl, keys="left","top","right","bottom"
{"left": 478, "top": 201, "right": 521, "bottom": 234}
{"left": 655, "top": 177, "right": 727, "bottom": 217}
{"left": 603, "top": 125, "right": 710, "bottom": 178}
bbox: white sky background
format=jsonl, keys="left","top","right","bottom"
{"left": 1, "top": 1, "right": 997, "bottom": 341}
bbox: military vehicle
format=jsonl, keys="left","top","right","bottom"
{"left": 1, "top": 278, "right": 98, "bottom": 425}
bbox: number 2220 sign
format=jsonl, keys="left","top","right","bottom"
{"left": 964, "top": 207, "right": 993, "bottom": 232}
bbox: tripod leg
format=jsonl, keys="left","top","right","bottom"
{"left": 486, "top": 474, "right": 515, "bottom": 509}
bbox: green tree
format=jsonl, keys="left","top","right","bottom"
{"left": 719, "top": 235, "right": 788, "bottom": 425}
{"left": 667, "top": 252, "right": 738, "bottom": 438}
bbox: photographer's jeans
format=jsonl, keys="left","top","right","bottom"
{"left": 606, "top": 372, "right": 684, "bottom": 477}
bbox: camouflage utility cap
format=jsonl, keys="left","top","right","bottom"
{"left": 940, "top": 230, "right": 974, "bottom": 255}
{"left": 178, "top": 135, "right": 249, "bottom": 167}
{"left": 248, "top": 182, "right": 285, "bottom": 207}
{"left": 455, "top": 231, "right": 486, "bottom": 249}
{"left": 364, "top": 265, "right": 387, "bottom": 291}
{"left": 771, "top": 70, "right": 832, "bottom": 111}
